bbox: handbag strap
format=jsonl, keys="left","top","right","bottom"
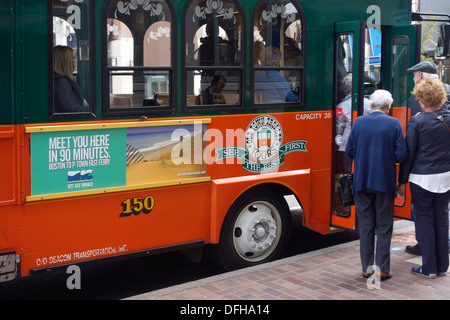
{"left": 431, "top": 112, "right": 450, "bottom": 133}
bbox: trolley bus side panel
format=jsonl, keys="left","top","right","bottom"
{"left": 21, "top": 183, "right": 211, "bottom": 277}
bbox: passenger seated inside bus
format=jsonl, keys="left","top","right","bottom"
{"left": 197, "top": 22, "right": 235, "bottom": 68}
{"left": 53, "top": 45, "right": 89, "bottom": 113}
{"left": 254, "top": 46, "right": 298, "bottom": 103}
{"left": 196, "top": 75, "right": 227, "bottom": 105}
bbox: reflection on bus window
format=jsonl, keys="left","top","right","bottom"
{"left": 391, "top": 36, "right": 408, "bottom": 208}
{"left": 105, "top": 0, "right": 173, "bottom": 111}
{"left": 335, "top": 74, "right": 371, "bottom": 171}
{"left": 52, "top": 0, "right": 92, "bottom": 115}
{"left": 336, "top": 34, "right": 353, "bottom": 102}
{"left": 254, "top": 46, "right": 298, "bottom": 103}
{"left": 197, "top": 23, "right": 235, "bottom": 68}
{"left": 333, "top": 31, "right": 374, "bottom": 217}
{"left": 252, "top": 0, "right": 303, "bottom": 106}
{"left": 366, "top": 28, "right": 382, "bottom": 87}
{"left": 391, "top": 36, "right": 409, "bottom": 109}
{"left": 184, "top": 0, "right": 243, "bottom": 108}
{"left": 334, "top": 33, "right": 353, "bottom": 217}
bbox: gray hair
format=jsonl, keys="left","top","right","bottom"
{"left": 421, "top": 72, "right": 439, "bottom": 80}
{"left": 341, "top": 74, "right": 352, "bottom": 96}
{"left": 369, "top": 90, "right": 393, "bottom": 111}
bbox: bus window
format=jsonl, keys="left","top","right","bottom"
{"left": 184, "top": 0, "right": 243, "bottom": 109}
{"left": 104, "top": 0, "right": 174, "bottom": 114}
{"left": 252, "top": 0, "right": 304, "bottom": 107}
{"left": 52, "top": 0, "right": 93, "bottom": 116}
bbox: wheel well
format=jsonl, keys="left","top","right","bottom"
{"left": 241, "top": 182, "right": 292, "bottom": 198}
{"left": 210, "top": 175, "right": 308, "bottom": 245}
{"left": 231, "top": 182, "right": 303, "bottom": 224}
{"left": 216, "top": 182, "right": 296, "bottom": 270}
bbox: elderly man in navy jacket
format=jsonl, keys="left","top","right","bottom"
{"left": 346, "top": 90, "right": 407, "bottom": 280}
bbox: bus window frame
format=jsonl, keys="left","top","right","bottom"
{"left": 101, "top": 0, "right": 177, "bottom": 117}
{"left": 181, "top": 0, "right": 246, "bottom": 113}
{"left": 49, "top": 0, "right": 96, "bottom": 120}
{"left": 250, "top": 0, "right": 306, "bottom": 110}
{"left": 383, "top": 24, "right": 422, "bottom": 115}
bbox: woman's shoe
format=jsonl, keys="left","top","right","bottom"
{"left": 411, "top": 266, "right": 436, "bottom": 279}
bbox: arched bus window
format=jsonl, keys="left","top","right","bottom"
{"left": 51, "top": 0, "right": 94, "bottom": 118}
{"left": 184, "top": 0, "right": 244, "bottom": 110}
{"left": 252, "top": 0, "right": 304, "bottom": 107}
{"left": 103, "top": 0, "right": 175, "bottom": 115}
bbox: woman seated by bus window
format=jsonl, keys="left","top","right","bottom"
{"left": 254, "top": 45, "right": 298, "bottom": 103}
{"left": 53, "top": 45, "right": 89, "bottom": 113}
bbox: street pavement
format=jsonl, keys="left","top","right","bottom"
{"left": 126, "top": 221, "right": 450, "bottom": 300}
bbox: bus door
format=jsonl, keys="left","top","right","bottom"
{"left": 331, "top": 21, "right": 366, "bottom": 230}
{"left": 384, "top": 24, "right": 420, "bottom": 220}
{"left": 331, "top": 22, "right": 420, "bottom": 230}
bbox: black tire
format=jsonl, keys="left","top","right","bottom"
{"left": 217, "top": 190, "right": 292, "bottom": 270}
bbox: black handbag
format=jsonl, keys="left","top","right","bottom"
{"left": 337, "top": 173, "right": 355, "bottom": 206}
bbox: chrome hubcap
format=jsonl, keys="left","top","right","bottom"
{"left": 232, "top": 201, "right": 282, "bottom": 262}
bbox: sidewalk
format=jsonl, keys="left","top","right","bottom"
{"left": 126, "top": 224, "right": 450, "bottom": 300}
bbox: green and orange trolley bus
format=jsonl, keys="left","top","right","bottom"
{"left": 0, "top": 0, "right": 421, "bottom": 282}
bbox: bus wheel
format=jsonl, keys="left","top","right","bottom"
{"left": 218, "top": 191, "right": 291, "bottom": 270}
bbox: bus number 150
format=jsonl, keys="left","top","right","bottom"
{"left": 120, "top": 196, "right": 155, "bottom": 217}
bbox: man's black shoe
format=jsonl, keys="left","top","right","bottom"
{"left": 405, "top": 244, "right": 421, "bottom": 255}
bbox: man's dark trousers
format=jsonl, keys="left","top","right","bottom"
{"left": 355, "top": 189, "right": 394, "bottom": 273}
